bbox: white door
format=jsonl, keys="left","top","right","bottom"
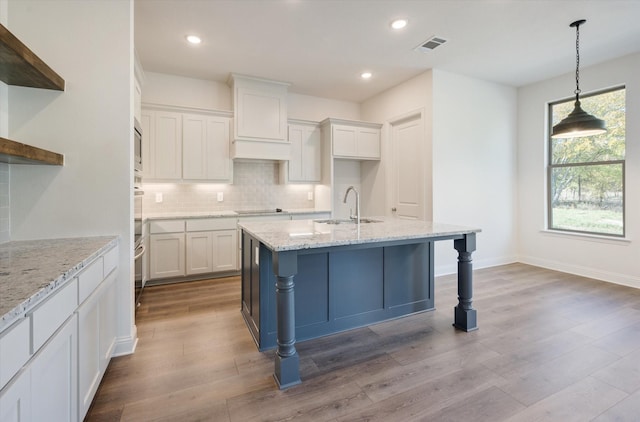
{"left": 392, "top": 113, "right": 425, "bottom": 220}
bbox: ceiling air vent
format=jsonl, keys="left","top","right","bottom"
{"left": 414, "top": 36, "right": 447, "bottom": 53}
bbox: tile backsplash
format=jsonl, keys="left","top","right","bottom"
{"left": 0, "top": 163, "right": 9, "bottom": 243}
{"left": 142, "top": 161, "right": 316, "bottom": 215}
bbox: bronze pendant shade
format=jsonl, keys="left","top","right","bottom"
{"left": 551, "top": 19, "right": 606, "bottom": 139}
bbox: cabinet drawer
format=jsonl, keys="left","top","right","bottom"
{"left": 29, "top": 278, "right": 78, "bottom": 354}
{"left": 103, "top": 245, "right": 118, "bottom": 277}
{"left": 150, "top": 220, "right": 185, "bottom": 234}
{"left": 186, "top": 218, "right": 237, "bottom": 232}
{"left": 78, "top": 257, "right": 104, "bottom": 305}
{"left": 0, "top": 318, "right": 31, "bottom": 388}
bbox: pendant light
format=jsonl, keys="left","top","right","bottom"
{"left": 551, "top": 19, "right": 606, "bottom": 139}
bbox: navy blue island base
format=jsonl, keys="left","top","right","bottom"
{"left": 239, "top": 218, "right": 479, "bottom": 389}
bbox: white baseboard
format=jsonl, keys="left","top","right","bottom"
{"left": 113, "top": 325, "right": 138, "bottom": 357}
{"left": 518, "top": 255, "right": 640, "bottom": 290}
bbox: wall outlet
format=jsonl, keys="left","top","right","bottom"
{"left": 217, "top": 192, "right": 224, "bottom": 202}
{"left": 155, "top": 193, "right": 163, "bottom": 203}
{"left": 307, "top": 191, "right": 313, "bottom": 201}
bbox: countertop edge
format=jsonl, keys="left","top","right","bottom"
{"left": 0, "top": 236, "right": 119, "bottom": 333}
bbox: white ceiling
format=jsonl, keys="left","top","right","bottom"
{"left": 134, "top": 0, "right": 640, "bottom": 103}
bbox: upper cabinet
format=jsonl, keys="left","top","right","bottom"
{"left": 321, "top": 118, "right": 382, "bottom": 160}
{"left": 142, "top": 105, "right": 232, "bottom": 182}
{"left": 134, "top": 51, "right": 144, "bottom": 122}
{"left": 282, "top": 120, "right": 321, "bottom": 183}
{"left": 228, "top": 74, "right": 291, "bottom": 160}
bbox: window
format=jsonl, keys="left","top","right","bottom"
{"left": 548, "top": 87, "right": 625, "bottom": 237}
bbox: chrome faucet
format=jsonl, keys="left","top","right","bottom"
{"left": 343, "top": 186, "right": 360, "bottom": 225}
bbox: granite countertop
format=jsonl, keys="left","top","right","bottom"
{"left": 239, "top": 217, "right": 481, "bottom": 252}
{"left": 145, "top": 209, "right": 330, "bottom": 220}
{"left": 0, "top": 236, "right": 118, "bottom": 332}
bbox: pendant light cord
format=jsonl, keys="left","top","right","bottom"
{"left": 574, "top": 22, "right": 581, "bottom": 102}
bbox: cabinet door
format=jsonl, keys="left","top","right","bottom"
{"left": 182, "top": 114, "right": 207, "bottom": 180}
{"left": 0, "top": 368, "right": 31, "bottom": 422}
{"left": 357, "top": 127, "right": 381, "bottom": 159}
{"left": 332, "top": 125, "right": 357, "bottom": 157}
{"left": 153, "top": 111, "right": 182, "bottom": 180}
{"left": 186, "top": 232, "right": 214, "bottom": 275}
{"left": 99, "top": 272, "right": 117, "bottom": 371}
{"left": 149, "top": 234, "right": 185, "bottom": 279}
{"left": 206, "top": 116, "right": 231, "bottom": 181}
{"left": 212, "top": 230, "right": 238, "bottom": 272}
{"left": 302, "top": 125, "right": 321, "bottom": 181}
{"left": 30, "top": 315, "right": 78, "bottom": 422}
{"left": 77, "top": 289, "right": 100, "bottom": 420}
{"left": 141, "top": 111, "right": 154, "bottom": 179}
{"left": 287, "top": 125, "right": 304, "bottom": 181}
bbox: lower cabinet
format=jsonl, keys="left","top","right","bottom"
{"left": 30, "top": 315, "right": 78, "bottom": 422}
{"left": 150, "top": 233, "right": 186, "bottom": 279}
{"left": 0, "top": 243, "right": 118, "bottom": 422}
{"left": 77, "top": 271, "right": 117, "bottom": 419}
{"left": 1, "top": 315, "right": 80, "bottom": 422}
{"left": 150, "top": 218, "right": 238, "bottom": 281}
{"left": 0, "top": 358, "right": 31, "bottom": 422}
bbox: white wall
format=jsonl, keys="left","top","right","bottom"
{"left": 288, "top": 92, "right": 360, "bottom": 122}
{"left": 432, "top": 70, "right": 518, "bottom": 274}
{"left": 7, "top": 0, "right": 135, "bottom": 352}
{"left": 143, "top": 71, "right": 232, "bottom": 110}
{"left": 361, "top": 71, "right": 433, "bottom": 218}
{"left": 517, "top": 53, "right": 640, "bottom": 288}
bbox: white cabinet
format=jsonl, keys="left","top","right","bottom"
{"left": 283, "top": 121, "right": 321, "bottom": 183}
{"left": 321, "top": 118, "right": 382, "bottom": 160}
{"left": 229, "top": 74, "right": 291, "bottom": 160}
{"left": 30, "top": 315, "right": 78, "bottom": 422}
{"left": 0, "top": 367, "right": 30, "bottom": 422}
{"left": 149, "top": 218, "right": 239, "bottom": 281}
{"left": 149, "top": 234, "right": 186, "bottom": 279}
{"left": 186, "top": 218, "right": 238, "bottom": 275}
{"left": 212, "top": 230, "right": 237, "bottom": 272}
{"left": 143, "top": 110, "right": 182, "bottom": 180}
{"left": 182, "top": 113, "right": 232, "bottom": 181}
{"left": 142, "top": 106, "right": 233, "bottom": 182}
{"left": 186, "top": 231, "right": 214, "bottom": 275}
{"left": 0, "top": 244, "right": 118, "bottom": 422}
{"left": 77, "top": 271, "right": 117, "bottom": 420}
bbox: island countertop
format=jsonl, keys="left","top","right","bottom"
{"left": 0, "top": 236, "right": 118, "bottom": 332}
{"left": 238, "top": 217, "right": 481, "bottom": 252}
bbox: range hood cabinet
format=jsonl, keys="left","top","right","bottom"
{"left": 228, "top": 73, "right": 291, "bottom": 161}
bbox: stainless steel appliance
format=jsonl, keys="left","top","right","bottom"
{"left": 134, "top": 118, "right": 146, "bottom": 307}
{"left": 134, "top": 118, "right": 143, "bottom": 175}
{"left": 134, "top": 182, "right": 145, "bottom": 307}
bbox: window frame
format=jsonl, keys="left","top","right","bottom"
{"left": 547, "top": 85, "right": 626, "bottom": 238}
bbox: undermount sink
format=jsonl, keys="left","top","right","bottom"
{"left": 314, "top": 218, "right": 382, "bottom": 225}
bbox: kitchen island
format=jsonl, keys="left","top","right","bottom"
{"left": 239, "top": 217, "right": 480, "bottom": 389}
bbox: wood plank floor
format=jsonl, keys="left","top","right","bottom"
{"left": 86, "top": 263, "right": 640, "bottom": 421}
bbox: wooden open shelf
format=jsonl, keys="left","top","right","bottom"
{"left": 0, "top": 137, "right": 63, "bottom": 165}
{"left": 0, "top": 23, "right": 64, "bottom": 91}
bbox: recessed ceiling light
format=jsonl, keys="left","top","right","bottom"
{"left": 361, "top": 72, "right": 372, "bottom": 79}
{"left": 391, "top": 19, "right": 408, "bottom": 30}
{"left": 186, "top": 35, "right": 202, "bottom": 45}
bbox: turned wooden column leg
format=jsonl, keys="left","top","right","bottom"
{"left": 273, "top": 251, "right": 301, "bottom": 389}
{"left": 453, "top": 233, "right": 478, "bottom": 332}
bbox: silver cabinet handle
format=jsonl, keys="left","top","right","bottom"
{"left": 391, "top": 207, "right": 397, "bottom": 212}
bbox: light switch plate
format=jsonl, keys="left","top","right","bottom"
{"left": 217, "top": 192, "right": 224, "bottom": 202}
{"left": 155, "top": 193, "right": 163, "bottom": 203}
{"left": 307, "top": 191, "right": 313, "bottom": 201}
